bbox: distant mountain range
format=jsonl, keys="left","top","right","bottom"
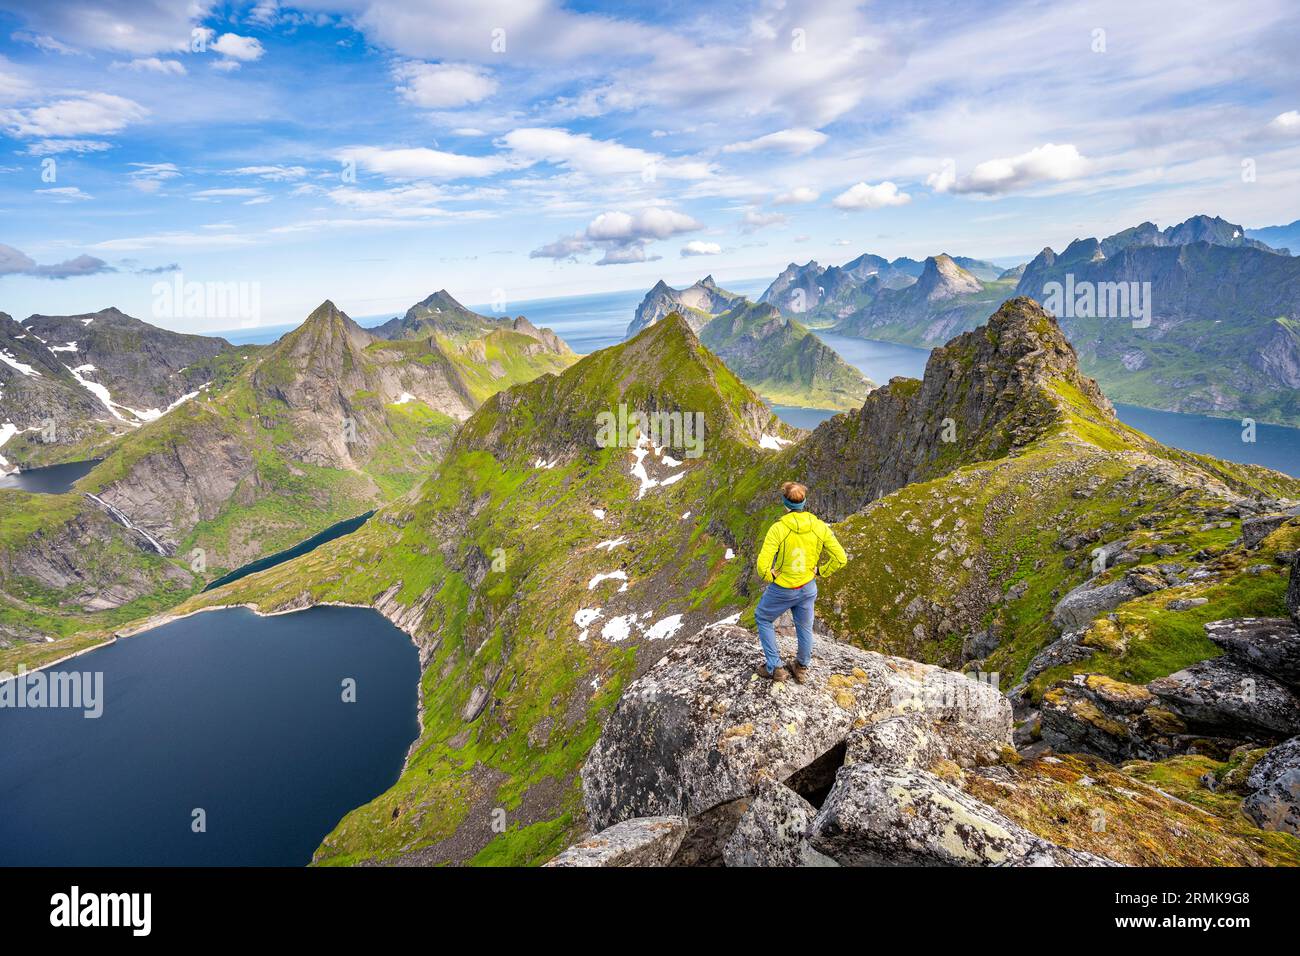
{"left": 626, "top": 277, "right": 872, "bottom": 410}
{"left": 750, "top": 214, "right": 1299, "bottom": 426}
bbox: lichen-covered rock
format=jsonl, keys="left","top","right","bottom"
{"left": 1149, "top": 657, "right": 1300, "bottom": 739}
{"left": 721, "top": 784, "right": 828, "bottom": 867}
{"left": 1051, "top": 575, "right": 1143, "bottom": 631}
{"left": 1039, "top": 675, "right": 1186, "bottom": 762}
{"left": 581, "top": 624, "right": 1008, "bottom": 831}
{"left": 1243, "top": 514, "right": 1292, "bottom": 549}
{"left": 1242, "top": 736, "right": 1300, "bottom": 836}
{"left": 845, "top": 710, "right": 1005, "bottom": 771}
{"left": 1288, "top": 556, "right": 1300, "bottom": 626}
{"left": 1205, "top": 617, "right": 1300, "bottom": 689}
{"left": 806, "top": 764, "right": 1100, "bottom": 866}
{"left": 543, "top": 816, "right": 687, "bottom": 867}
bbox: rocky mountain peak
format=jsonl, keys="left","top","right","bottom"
{"left": 914, "top": 254, "right": 983, "bottom": 300}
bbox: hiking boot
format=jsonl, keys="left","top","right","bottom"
{"left": 788, "top": 660, "right": 808, "bottom": 684}
{"left": 758, "top": 664, "right": 789, "bottom": 682}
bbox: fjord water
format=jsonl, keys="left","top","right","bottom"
{"left": 0, "top": 458, "right": 99, "bottom": 494}
{"left": 0, "top": 606, "right": 419, "bottom": 866}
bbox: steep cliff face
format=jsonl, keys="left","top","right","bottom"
{"left": 697, "top": 301, "right": 873, "bottom": 410}
{"left": 624, "top": 276, "right": 744, "bottom": 339}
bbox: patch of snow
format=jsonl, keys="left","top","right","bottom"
{"left": 63, "top": 363, "right": 129, "bottom": 422}
{"left": 533, "top": 456, "right": 559, "bottom": 469}
{"left": 0, "top": 422, "right": 20, "bottom": 473}
{"left": 50, "top": 341, "right": 78, "bottom": 353}
{"left": 1, "top": 350, "right": 41, "bottom": 377}
{"left": 644, "top": 613, "right": 684, "bottom": 641}
{"left": 394, "top": 392, "right": 416, "bottom": 404}
{"left": 709, "top": 612, "right": 742, "bottom": 628}
{"left": 80, "top": 318, "right": 93, "bottom": 326}
{"left": 662, "top": 454, "right": 682, "bottom": 467}
{"left": 681, "top": 511, "right": 691, "bottom": 520}
{"left": 660, "top": 472, "right": 685, "bottom": 487}
{"left": 587, "top": 570, "right": 629, "bottom": 592}
{"left": 592, "top": 508, "right": 605, "bottom": 520}
{"left": 759, "top": 434, "right": 792, "bottom": 450}
{"left": 724, "top": 548, "right": 735, "bottom": 560}
{"left": 595, "top": 537, "right": 628, "bottom": 551}
{"left": 128, "top": 386, "right": 206, "bottom": 422}
{"left": 600, "top": 614, "right": 637, "bottom": 642}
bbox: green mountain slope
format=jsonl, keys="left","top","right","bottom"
{"left": 698, "top": 301, "right": 873, "bottom": 410}
{"left": 0, "top": 298, "right": 577, "bottom": 669}
{"left": 167, "top": 299, "right": 1299, "bottom": 866}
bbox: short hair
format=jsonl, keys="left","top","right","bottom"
{"left": 781, "top": 481, "right": 807, "bottom": 503}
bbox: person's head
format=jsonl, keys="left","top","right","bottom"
{"left": 781, "top": 481, "right": 807, "bottom": 511}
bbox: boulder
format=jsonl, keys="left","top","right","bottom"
{"left": 1243, "top": 514, "right": 1291, "bottom": 549}
{"left": 1149, "top": 657, "right": 1300, "bottom": 739}
{"left": 1051, "top": 574, "right": 1146, "bottom": 631}
{"left": 543, "top": 816, "right": 687, "bottom": 867}
{"left": 721, "top": 784, "right": 831, "bottom": 867}
{"left": 806, "top": 764, "right": 1104, "bottom": 867}
{"left": 1039, "top": 676, "right": 1186, "bottom": 763}
{"left": 845, "top": 710, "right": 1006, "bottom": 770}
{"left": 581, "top": 624, "right": 1009, "bottom": 831}
{"left": 1243, "top": 736, "right": 1300, "bottom": 836}
{"left": 1205, "top": 617, "right": 1300, "bottom": 689}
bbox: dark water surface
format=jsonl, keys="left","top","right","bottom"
{"left": 0, "top": 606, "right": 419, "bottom": 866}
{"left": 0, "top": 458, "right": 99, "bottom": 494}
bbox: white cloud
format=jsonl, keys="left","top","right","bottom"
{"left": 1267, "top": 110, "right": 1300, "bottom": 135}
{"left": 722, "top": 128, "right": 827, "bottom": 155}
{"left": 925, "top": 159, "right": 956, "bottom": 193}
{"left": 335, "top": 145, "right": 514, "bottom": 181}
{"left": 112, "top": 56, "right": 186, "bottom": 75}
{"left": 596, "top": 244, "right": 659, "bottom": 266}
{"left": 0, "top": 1, "right": 206, "bottom": 55}
{"left": 501, "top": 127, "right": 712, "bottom": 180}
{"left": 193, "top": 187, "right": 263, "bottom": 199}
{"left": 0, "top": 92, "right": 148, "bottom": 137}
{"left": 211, "top": 33, "right": 264, "bottom": 62}
{"left": 129, "top": 162, "right": 179, "bottom": 193}
{"left": 741, "top": 208, "right": 787, "bottom": 231}
{"left": 832, "top": 181, "right": 912, "bottom": 210}
{"left": 232, "top": 165, "right": 308, "bottom": 181}
{"left": 26, "top": 138, "right": 113, "bottom": 155}
{"left": 394, "top": 61, "right": 497, "bottom": 108}
{"left": 36, "top": 186, "right": 93, "bottom": 202}
{"left": 681, "top": 240, "right": 721, "bottom": 257}
{"left": 949, "top": 143, "right": 1088, "bottom": 195}
{"left": 532, "top": 206, "right": 700, "bottom": 263}
{"left": 773, "top": 186, "right": 818, "bottom": 205}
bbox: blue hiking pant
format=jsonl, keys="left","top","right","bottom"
{"left": 755, "top": 579, "right": 817, "bottom": 672}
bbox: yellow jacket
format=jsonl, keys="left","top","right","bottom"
{"left": 755, "top": 511, "right": 847, "bottom": 588}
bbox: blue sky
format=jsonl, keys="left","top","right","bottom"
{"left": 1, "top": 0, "right": 1298, "bottom": 332}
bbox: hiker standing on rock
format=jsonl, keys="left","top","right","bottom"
{"left": 754, "top": 481, "right": 847, "bottom": 683}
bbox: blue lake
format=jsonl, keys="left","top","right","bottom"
{"left": 0, "top": 606, "right": 419, "bottom": 866}
{"left": 0, "top": 458, "right": 100, "bottom": 494}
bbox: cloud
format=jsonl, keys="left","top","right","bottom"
{"left": 211, "top": 33, "right": 264, "bottom": 62}
{"left": 925, "top": 159, "right": 956, "bottom": 193}
{"left": 723, "top": 128, "right": 827, "bottom": 155}
{"left": 193, "top": 187, "right": 263, "bottom": 199}
{"left": 37, "top": 186, "right": 93, "bottom": 202}
{"left": 11, "top": 31, "right": 82, "bottom": 55}
{"left": 394, "top": 61, "right": 497, "bottom": 108}
{"left": 0, "top": 0, "right": 204, "bottom": 54}
{"left": 129, "top": 162, "right": 180, "bottom": 192}
{"left": 0, "top": 242, "right": 113, "bottom": 279}
{"left": 111, "top": 56, "right": 186, "bottom": 75}
{"left": 773, "top": 186, "right": 819, "bottom": 205}
{"left": 832, "top": 181, "right": 911, "bottom": 210}
{"left": 1267, "top": 110, "right": 1300, "bottom": 136}
{"left": 335, "top": 145, "right": 514, "bottom": 181}
{"left": 741, "top": 209, "right": 787, "bottom": 231}
{"left": 0, "top": 92, "right": 148, "bottom": 137}
{"left": 532, "top": 206, "right": 700, "bottom": 264}
{"left": 949, "top": 143, "right": 1088, "bottom": 195}
{"left": 232, "top": 165, "right": 308, "bottom": 181}
{"left": 681, "top": 240, "right": 721, "bottom": 257}
{"left": 26, "top": 138, "right": 113, "bottom": 155}
{"left": 501, "top": 127, "right": 712, "bottom": 180}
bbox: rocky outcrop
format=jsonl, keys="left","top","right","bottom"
{"left": 1149, "top": 658, "right": 1300, "bottom": 739}
{"left": 570, "top": 624, "right": 1110, "bottom": 867}
{"left": 1205, "top": 617, "right": 1300, "bottom": 689}
{"left": 1051, "top": 567, "right": 1169, "bottom": 631}
{"left": 543, "top": 816, "right": 687, "bottom": 867}
{"left": 1039, "top": 675, "right": 1188, "bottom": 762}
{"left": 624, "top": 276, "right": 744, "bottom": 339}
{"left": 1242, "top": 736, "right": 1300, "bottom": 836}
